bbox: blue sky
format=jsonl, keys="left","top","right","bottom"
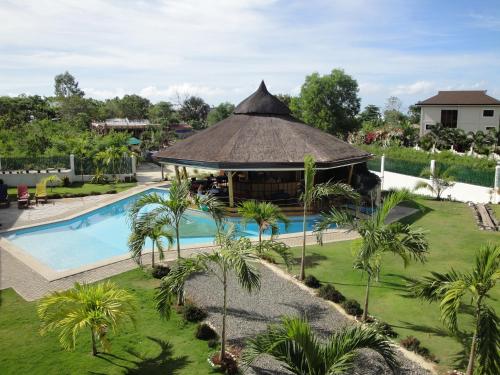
{"left": 1, "top": 0, "right": 499, "bottom": 110}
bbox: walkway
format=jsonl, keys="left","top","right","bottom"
{"left": 185, "top": 263, "right": 431, "bottom": 375}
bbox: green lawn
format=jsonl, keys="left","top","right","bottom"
{"left": 7, "top": 182, "right": 137, "bottom": 199}
{"left": 0, "top": 269, "right": 217, "bottom": 375}
{"left": 281, "top": 198, "right": 500, "bottom": 373}
{"left": 489, "top": 203, "right": 500, "bottom": 222}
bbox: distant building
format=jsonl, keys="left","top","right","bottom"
{"left": 91, "top": 118, "right": 159, "bottom": 137}
{"left": 169, "top": 123, "right": 193, "bottom": 138}
{"left": 416, "top": 91, "right": 500, "bottom": 136}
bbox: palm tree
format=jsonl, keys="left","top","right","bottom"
{"left": 408, "top": 243, "right": 499, "bottom": 375}
{"left": 40, "top": 175, "right": 62, "bottom": 192}
{"left": 315, "top": 190, "right": 428, "bottom": 321}
{"left": 128, "top": 213, "right": 174, "bottom": 267}
{"left": 414, "top": 165, "right": 455, "bottom": 200}
{"left": 95, "top": 145, "right": 127, "bottom": 176}
{"left": 73, "top": 138, "right": 92, "bottom": 182}
{"left": 37, "top": 281, "right": 136, "bottom": 356}
{"left": 299, "top": 155, "right": 360, "bottom": 280}
{"left": 242, "top": 316, "right": 398, "bottom": 374}
{"left": 155, "top": 225, "right": 260, "bottom": 361}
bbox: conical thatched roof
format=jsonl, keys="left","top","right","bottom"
{"left": 155, "top": 82, "right": 371, "bottom": 170}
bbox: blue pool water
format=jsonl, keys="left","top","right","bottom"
{"left": 3, "top": 188, "right": 326, "bottom": 272}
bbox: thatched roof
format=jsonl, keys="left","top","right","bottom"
{"left": 155, "top": 82, "right": 371, "bottom": 170}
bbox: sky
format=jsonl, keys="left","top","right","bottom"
{"left": 1, "top": 0, "right": 499, "bottom": 110}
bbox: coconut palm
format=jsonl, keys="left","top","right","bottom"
{"left": 37, "top": 281, "right": 136, "bottom": 356}
{"left": 155, "top": 225, "right": 260, "bottom": 361}
{"left": 40, "top": 175, "right": 62, "bottom": 192}
{"left": 95, "top": 145, "right": 127, "bottom": 176}
{"left": 408, "top": 243, "right": 499, "bottom": 375}
{"left": 194, "top": 192, "right": 226, "bottom": 235}
{"left": 299, "top": 154, "right": 360, "bottom": 280}
{"left": 242, "top": 316, "right": 398, "bottom": 374}
{"left": 128, "top": 213, "right": 174, "bottom": 267}
{"left": 73, "top": 138, "right": 92, "bottom": 182}
{"left": 414, "top": 165, "right": 455, "bottom": 200}
{"left": 315, "top": 190, "right": 428, "bottom": 321}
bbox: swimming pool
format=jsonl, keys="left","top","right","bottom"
{"left": 2, "top": 188, "right": 325, "bottom": 272}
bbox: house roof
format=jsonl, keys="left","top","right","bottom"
{"left": 417, "top": 91, "right": 500, "bottom": 106}
{"left": 155, "top": 82, "right": 371, "bottom": 170}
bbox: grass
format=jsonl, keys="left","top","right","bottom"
{"left": 7, "top": 181, "right": 137, "bottom": 199}
{"left": 489, "top": 203, "right": 500, "bottom": 222}
{"left": 280, "top": 198, "right": 500, "bottom": 373}
{"left": 0, "top": 269, "right": 217, "bottom": 375}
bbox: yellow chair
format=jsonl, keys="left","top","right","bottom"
{"left": 35, "top": 182, "right": 48, "bottom": 204}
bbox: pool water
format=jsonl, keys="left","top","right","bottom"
{"left": 3, "top": 188, "right": 326, "bottom": 272}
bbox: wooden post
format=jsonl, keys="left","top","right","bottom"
{"left": 228, "top": 172, "right": 234, "bottom": 208}
{"left": 182, "top": 166, "right": 188, "bottom": 179}
{"left": 347, "top": 164, "right": 354, "bottom": 185}
{"left": 161, "top": 164, "right": 164, "bottom": 180}
{"left": 174, "top": 165, "right": 180, "bottom": 182}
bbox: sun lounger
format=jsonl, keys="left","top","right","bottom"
{"left": 0, "top": 181, "right": 9, "bottom": 208}
{"left": 17, "top": 185, "right": 30, "bottom": 208}
{"left": 35, "top": 182, "right": 48, "bottom": 204}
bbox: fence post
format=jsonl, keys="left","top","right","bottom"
{"left": 131, "top": 155, "right": 137, "bottom": 175}
{"left": 430, "top": 159, "right": 435, "bottom": 181}
{"left": 380, "top": 154, "right": 385, "bottom": 190}
{"left": 0, "top": 156, "right": 2, "bottom": 171}
{"left": 495, "top": 164, "right": 500, "bottom": 204}
{"left": 70, "top": 154, "right": 75, "bottom": 172}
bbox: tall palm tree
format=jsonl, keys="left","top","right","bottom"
{"left": 37, "top": 281, "right": 136, "bottom": 356}
{"left": 95, "top": 145, "right": 127, "bottom": 176}
{"left": 408, "top": 243, "right": 499, "bottom": 375}
{"left": 315, "top": 190, "right": 428, "bottom": 321}
{"left": 242, "top": 316, "right": 398, "bottom": 374}
{"left": 155, "top": 225, "right": 260, "bottom": 361}
{"left": 73, "top": 138, "right": 91, "bottom": 182}
{"left": 128, "top": 213, "right": 174, "bottom": 267}
{"left": 299, "top": 155, "right": 360, "bottom": 280}
{"left": 414, "top": 165, "right": 455, "bottom": 200}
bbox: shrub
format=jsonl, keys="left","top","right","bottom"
{"left": 151, "top": 265, "right": 170, "bottom": 279}
{"left": 105, "top": 189, "right": 117, "bottom": 194}
{"left": 317, "top": 284, "right": 345, "bottom": 303}
{"left": 196, "top": 323, "right": 218, "bottom": 340}
{"left": 371, "top": 321, "right": 398, "bottom": 338}
{"left": 341, "top": 299, "right": 363, "bottom": 316}
{"left": 207, "top": 338, "right": 218, "bottom": 348}
{"left": 62, "top": 176, "right": 70, "bottom": 187}
{"left": 304, "top": 275, "right": 321, "bottom": 288}
{"left": 89, "top": 191, "right": 102, "bottom": 196}
{"left": 400, "top": 336, "right": 439, "bottom": 362}
{"left": 182, "top": 302, "right": 207, "bottom": 322}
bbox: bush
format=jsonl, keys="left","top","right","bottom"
{"left": 371, "top": 321, "right": 398, "bottom": 338}
{"left": 182, "top": 302, "right": 207, "bottom": 322}
{"left": 400, "top": 336, "right": 438, "bottom": 362}
{"left": 304, "top": 275, "right": 321, "bottom": 288}
{"left": 317, "top": 284, "right": 345, "bottom": 303}
{"left": 105, "top": 189, "right": 117, "bottom": 194}
{"left": 196, "top": 323, "right": 218, "bottom": 340}
{"left": 341, "top": 299, "right": 363, "bottom": 316}
{"left": 151, "top": 265, "right": 170, "bottom": 279}
{"left": 62, "top": 176, "right": 70, "bottom": 187}
{"left": 89, "top": 191, "right": 102, "bottom": 196}
{"left": 207, "top": 338, "right": 218, "bottom": 348}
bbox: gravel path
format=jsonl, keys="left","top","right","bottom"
{"left": 185, "top": 263, "right": 431, "bottom": 375}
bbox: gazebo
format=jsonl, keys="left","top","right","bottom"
{"left": 155, "top": 82, "right": 377, "bottom": 211}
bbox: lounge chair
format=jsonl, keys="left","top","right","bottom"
{"left": 35, "top": 182, "right": 48, "bottom": 204}
{"left": 17, "top": 185, "right": 30, "bottom": 208}
{"left": 0, "top": 180, "right": 9, "bottom": 208}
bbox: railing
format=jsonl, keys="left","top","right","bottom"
{"left": 74, "top": 156, "right": 133, "bottom": 175}
{"left": 0, "top": 155, "right": 70, "bottom": 171}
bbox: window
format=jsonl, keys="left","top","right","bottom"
{"left": 486, "top": 126, "right": 497, "bottom": 131}
{"left": 483, "top": 109, "right": 494, "bottom": 117}
{"left": 441, "top": 110, "right": 458, "bottom": 128}
{"left": 425, "top": 124, "right": 434, "bottom": 130}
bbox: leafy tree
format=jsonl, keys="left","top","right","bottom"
{"left": 359, "top": 104, "right": 382, "bottom": 124}
{"left": 408, "top": 243, "right": 500, "bottom": 375}
{"left": 415, "top": 165, "right": 455, "bottom": 200}
{"left": 242, "top": 316, "right": 398, "bottom": 374}
{"left": 148, "top": 101, "right": 175, "bottom": 123}
{"left": 407, "top": 104, "right": 421, "bottom": 124}
{"left": 295, "top": 69, "right": 361, "bottom": 135}
{"left": 179, "top": 96, "right": 210, "bottom": 129}
{"left": 119, "top": 94, "right": 151, "bottom": 120}
{"left": 95, "top": 145, "right": 127, "bottom": 176}
{"left": 54, "top": 71, "right": 84, "bottom": 98}
{"left": 128, "top": 213, "right": 174, "bottom": 267}
{"left": 155, "top": 225, "right": 260, "bottom": 361}
{"left": 383, "top": 96, "right": 406, "bottom": 126}
{"left": 207, "top": 102, "right": 235, "bottom": 126}
{"left": 315, "top": 190, "right": 428, "bottom": 321}
{"left": 37, "top": 281, "right": 136, "bottom": 356}
{"left": 299, "top": 155, "right": 360, "bottom": 280}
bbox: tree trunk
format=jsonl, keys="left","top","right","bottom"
{"left": 90, "top": 328, "right": 97, "bottom": 356}
{"left": 362, "top": 275, "right": 371, "bottom": 322}
{"left": 258, "top": 228, "right": 262, "bottom": 254}
{"left": 151, "top": 241, "right": 155, "bottom": 268}
{"left": 466, "top": 299, "right": 482, "bottom": 375}
{"left": 81, "top": 159, "right": 84, "bottom": 182}
{"left": 220, "top": 268, "right": 227, "bottom": 361}
{"left": 175, "top": 225, "right": 184, "bottom": 306}
{"left": 300, "top": 201, "right": 307, "bottom": 281}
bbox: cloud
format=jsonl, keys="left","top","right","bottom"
{"left": 391, "top": 81, "right": 435, "bottom": 96}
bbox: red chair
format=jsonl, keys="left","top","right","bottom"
{"left": 17, "top": 185, "right": 30, "bottom": 208}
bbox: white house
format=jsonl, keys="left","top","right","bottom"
{"left": 416, "top": 90, "right": 500, "bottom": 135}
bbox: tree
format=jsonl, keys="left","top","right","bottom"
{"left": 407, "top": 104, "right": 421, "bottom": 124}
{"left": 155, "top": 225, "right": 260, "bottom": 362}
{"left": 384, "top": 96, "right": 406, "bottom": 126}
{"left": 37, "top": 281, "right": 136, "bottom": 356}
{"left": 237, "top": 200, "right": 293, "bottom": 267}
{"left": 295, "top": 69, "right": 361, "bottom": 136}
{"left": 179, "top": 96, "right": 210, "bottom": 129}
{"left": 128, "top": 213, "right": 174, "bottom": 267}
{"left": 315, "top": 190, "right": 428, "bottom": 321}
{"left": 359, "top": 104, "right": 382, "bottom": 124}
{"left": 414, "top": 165, "right": 455, "bottom": 200}
{"left": 242, "top": 316, "right": 398, "bottom": 374}
{"left": 408, "top": 243, "right": 499, "bottom": 375}
{"left": 95, "top": 145, "right": 127, "bottom": 176}
{"left": 73, "top": 138, "right": 92, "bottom": 181}
{"left": 148, "top": 101, "right": 175, "bottom": 123}
{"left": 299, "top": 155, "right": 360, "bottom": 280}
{"left": 54, "top": 71, "right": 84, "bottom": 98}
{"left": 119, "top": 95, "right": 151, "bottom": 120}
{"left": 207, "top": 102, "right": 235, "bottom": 126}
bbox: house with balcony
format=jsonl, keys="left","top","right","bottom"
{"left": 416, "top": 90, "right": 500, "bottom": 135}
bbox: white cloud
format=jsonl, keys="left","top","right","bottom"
{"left": 391, "top": 81, "right": 435, "bottom": 96}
